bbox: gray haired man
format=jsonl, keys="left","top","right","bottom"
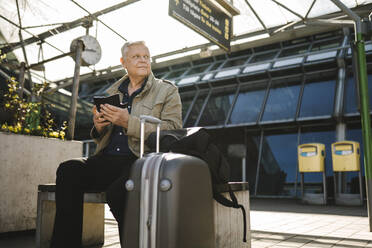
{"left": 51, "top": 41, "right": 182, "bottom": 247}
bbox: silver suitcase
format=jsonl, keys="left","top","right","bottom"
{"left": 122, "top": 115, "right": 215, "bottom": 248}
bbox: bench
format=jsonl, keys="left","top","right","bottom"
{"left": 36, "top": 183, "right": 251, "bottom": 248}
{"left": 36, "top": 184, "right": 106, "bottom": 248}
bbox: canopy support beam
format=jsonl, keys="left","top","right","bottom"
{"left": 1, "top": 0, "right": 140, "bottom": 54}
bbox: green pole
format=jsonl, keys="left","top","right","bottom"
{"left": 355, "top": 33, "right": 372, "bottom": 231}
{"left": 328, "top": 0, "right": 372, "bottom": 230}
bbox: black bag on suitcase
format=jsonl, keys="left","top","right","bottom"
{"left": 122, "top": 116, "right": 215, "bottom": 248}
{"left": 146, "top": 127, "right": 247, "bottom": 242}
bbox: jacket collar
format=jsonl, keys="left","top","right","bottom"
{"left": 106, "top": 72, "right": 155, "bottom": 96}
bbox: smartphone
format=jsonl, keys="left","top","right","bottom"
{"left": 93, "top": 94, "right": 120, "bottom": 112}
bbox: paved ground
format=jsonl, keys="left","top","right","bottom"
{"left": 250, "top": 198, "right": 372, "bottom": 248}
{"left": 1, "top": 198, "right": 372, "bottom": 247}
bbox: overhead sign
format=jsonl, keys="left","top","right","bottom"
{"left": 169, "top": 0, "right": 232, "bottom": 51}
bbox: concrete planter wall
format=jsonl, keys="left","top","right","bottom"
{"left": 0, "top": 132, "right": 83, "bottom": 233}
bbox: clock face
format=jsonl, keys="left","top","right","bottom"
{"left": 70, "top": 35, "right": 102, "bottom": 66}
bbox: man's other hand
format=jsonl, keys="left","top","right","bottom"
{"left": 100, "top": 104, "right": 129, "bottom": 129}
{"left": 92, "top": 105, "right": 111, "bottom": 133}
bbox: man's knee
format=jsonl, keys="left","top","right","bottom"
{"left": 106, "top": 179, "right": 128, "bottom": 210}
{"left": 56, "top": 159, "right": 84, "bottom": 181}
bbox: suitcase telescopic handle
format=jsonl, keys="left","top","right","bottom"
{"left": 140, "top": 115, "right": 161, "bottom": 158}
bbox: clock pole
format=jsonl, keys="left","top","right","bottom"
{"left": 67, "top": 40, "right": 84, "bottom": 140}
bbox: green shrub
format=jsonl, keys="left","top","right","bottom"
{"left": 0, "top": 51, "right": 67, "bottom": 139}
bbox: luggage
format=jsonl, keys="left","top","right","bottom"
{"left": 146, "top": 127, "right": 248, "bottom": 242}
{"left": 122, "top": 115, "right": 215, "bottom": 248}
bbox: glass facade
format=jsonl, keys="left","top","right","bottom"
{"left": 250, "top": 51, "right": 278, "bottom": 63}
{"left": 229, "top": 83, "right": 267, "bottom": 125}
{"left": 257, "top": 132, "right": 298, "bottom": 196}
{"left": 311, "top": 39, "right": 341, "bottom": 52}
{"left": 299, "top": 79, "right": 336, "bottom": 119}
{"left": 167, "top": 69, "right": 186, "bottom": 79}
{"left": 181, "top": 94, "right": 194, "bottom": 121}
{"left": 209, "top": 62, "right": 223, "bottom": 71}
{"left": 261, "top": 80, "right": 301, "bottom": 123}
{"left": 344, "top": 74, "right": 372, "bottom": 115}
{"left": 244, "top": 135, "right": 260, "bottom": 193}
{"left": 344, "top": 75, "right": 359, "bottom": 115}
{"left": 345, "top": 128, "right": 364, "bottom": 194}
{"left": 222, "top": 57, "right": 249, "bottom": 68}
{"left": 198, "top": 87, "right": 236, "bottom": 126}
{"left": 184, "top": 90, "right": 208, "bottom": 127}
{"left": 171, "top": 33, "right": 370, "bottom": 199}
{"left": 279, "top": 44, "right": 309, "bottom": 57}
{"left": 71, "top": 29, "right": 372, "bottom": 199}
{"left": 186, "top": 64, "right": 209, "bottom": 76}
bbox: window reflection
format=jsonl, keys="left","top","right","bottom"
{"left": 209, "top": 62, "right": 223, "bottom": 71}
{"left": 250, "top": 51, "right": 278, "bottom": 63}
{"left": 222, "top": 57, "right": 248, "bottom": 68}
{"left": 345, "top": 128, "right": 365, "bottom": 194}
{"left": 299, "top": 78, "right": 336, "bottom": 119}
{"left": 229, "top": 83, "right": 267, "bottom": 125}
{"left": 153, "top": 68, "right": 169, "bottom": 79}
{"left": 273, "top": 57, "right": 303, "bottom": 68}
{"left": 167, "top": 69, "right": 186, "bottom": 79}
{"left": 279, "top": 45, "right": 309, "bottom": 58}
{"left": 229, "top": 135, "right": 260, "bottom": 193}
{"left": 184, "top": 91, "right": 208, "bottom": 127}
{"left": 261, "top": 79, "right": 301, "bottom": 122}
{"left": 306, "top": 51, "right": 337, "bottom": 62}
{"left": 180, "top": 95, "right": 193, "bottom": 121}
{"left": 211, "top": 129, "right": 260, "bottom": 193}
{"left": 311, "top": 39, "right": 341, "bottom": 52}
{"left": 257, "top": 132, "right": 298, "bottom": 196}
{"left": 198, "top": 87, "right": 236, "bottom": 126}
{"left": 344, "top": 74, "right": 372, "bottom": 115}
{"left": 186, "top": 64, "right": 209, "bottom": 76}
{"left": 246, "top": 135, "right": 260, "bottom": 192}
{"left": 344, "top": 76, "right": 358, "bottom": 115}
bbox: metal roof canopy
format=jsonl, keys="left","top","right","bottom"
{"left": 0, "top": 0, "right": 371, "bottom": 86}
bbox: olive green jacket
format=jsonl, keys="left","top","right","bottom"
{"left": 91, "top": 72, "right": 182, "bottom": 157}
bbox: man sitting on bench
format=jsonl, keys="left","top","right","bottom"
{"left": 51, "top": 41, "right": 182, "bottom": 248}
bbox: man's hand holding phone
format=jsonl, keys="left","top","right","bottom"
{"left": 92, "top": 105, "right": 111, "bottom": 134}
{"left": 92, "top": 93, "right": 129, "bottom": 131}
{"left": 100, "top": 104, "right": 129, "bottom": 129}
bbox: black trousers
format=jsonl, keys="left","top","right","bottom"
{"left": 51, "top": 153, "right": 137, "bottom": 248}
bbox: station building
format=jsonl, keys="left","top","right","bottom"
{"left": 3, "top": 26, "right": 372, "bottom": 199}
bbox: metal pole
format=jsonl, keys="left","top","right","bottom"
{"left": 66, "top": 40, "right": 83, "bottom": 140}
{"left": 84, "top": 142, "right": 89, "bottom": 158}
{"left": 355, "top": 34, "right": 372, "bottom": 230}
{"left": 242, "top": 157, "right": 246, "bottom": 183}
{"left": 27, "top": 52, "right": 73, "bottom": 70}
{"left": 18, "top": 62, "right": 26, "bottom": 99}
{"left": 254, "top": 130, "right": 264, "bottom": 196}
